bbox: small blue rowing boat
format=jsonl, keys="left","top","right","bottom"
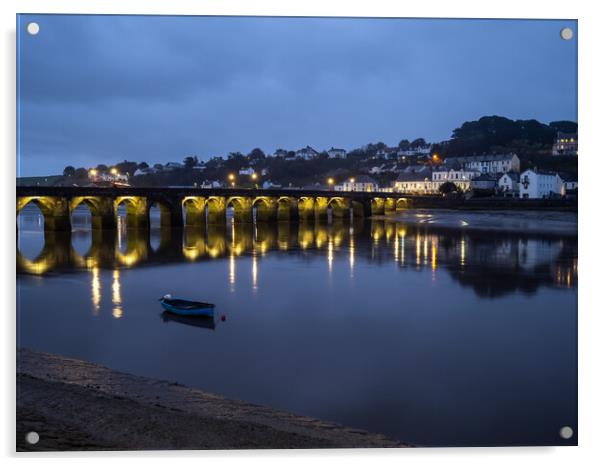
{"left": 159, "top": 294, "right": 215, "bottom": 317}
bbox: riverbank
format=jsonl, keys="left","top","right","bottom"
{"left": 16, "top": 348, "right": 407, "bottom": 451}
{"left": 374, "top": 209, "right": 577, "bottom": 237}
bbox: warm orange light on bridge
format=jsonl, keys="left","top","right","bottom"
{"left": 228, "top": 173, "right": 235, "bottom": 181}
{"left": 327, "top": 177, "right": 334, "bottom": 185}
{"left": 251, "top": 173, "right": 258, "bottom": 180}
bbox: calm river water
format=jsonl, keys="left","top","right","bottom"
{"left": 16, "top": 205, "right": 577, "bottom": 447}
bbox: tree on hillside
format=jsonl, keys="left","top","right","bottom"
{"left": 154, "top": 163, "right": 164, "bottom": 170}
{"left": 445, "top": 116, "right": 557, "bottom": 157}
{"left": 115, "top": 160, "right": 139, "bottom": 176}
{"left": 63, "top": 166, "right": 75, "bottom": 177}
{"left": 248, "top": 148, "right": 266, "bottom": 161}
{"left": 410, "top": 138, "right": 426, "bottom": 148}
{"left": 138, "top": 162, "right": 149, "bottom": 169}
{"left": 398, "top": 139, "right": 410, "bottom": 150}
{"left": 183, "top": 156, "right": 199, "bottom": 169}
{"left": 74, "top": 167, "right": 89, "bottom": 179}
{"left": 95, "top": 164, "right": 108, "bottom": 173}
{"left": 549, "top": 121, "right": 578, "bottom": 134}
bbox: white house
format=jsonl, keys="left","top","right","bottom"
{"left": 239, "top": 167, "right": 254, "bottom": 175}
{"left": 451, "top": 153, "right": 520, "bottom": 174}
{"left": 497, "top": 173, "right": 519, "bottom": 197}
{"left": 296, "top": 146, "right": 319, "bottom": 160}
{"left": 133, "top": 167, "right": 158, "bottom": 176}
{"left": 327, "top": 147, "right": 347, "bottom": 159}
{"left": 335, "top": 175, "right": 378, "bottom": 192}
{"left": 262, "top": 180, "right": 282, "bottom": 189}
{"left": 552, "top": 132, "right": 578, "bottom": 156}
{"left": 559, "top": 173, "right": 578, "bottom": 194}
{"left": 519, "top": 169, "right": 563, "bottom": 199}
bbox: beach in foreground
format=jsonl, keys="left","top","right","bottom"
{"left": 16, "top": 348, "right": 406, "bottom": 451}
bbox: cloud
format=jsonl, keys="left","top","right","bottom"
{"left": 17, "top": 15, "right": 577, "bottom": 176}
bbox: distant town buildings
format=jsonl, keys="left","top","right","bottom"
{"left": 295, "top": 146, "right": 319, "bottom": 160}
{"left": 335, "top": 175, "right": 378, "bottom": 192}
{"left": 450, "top": 153, "right": 520, "bottom": 174}
{"left": 552, "top": 132, "right": 578, "bottom": 156}
{"left": 327, "top": 147, "right": 347, "bottom": 159}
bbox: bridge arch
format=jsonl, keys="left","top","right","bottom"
{"left": 370, "top": 197, "right": 385, "bottom": 216}
{"left": 182, "top": 196, "right": 206, "bottom": 227}
{"left": 114, "top": 196, "right": 148, "bottom": 229}
{"left": 327, "top": 197, "right": 350, "bottom": 220}
{"left": 16, "top": 196, "right": 70, "bottom": 231}
{"left": 396, "top": 197, "right": 410, "bottom": 211}
{"left": 226, "top": 196, "right": 253, "bottom": 223}
{"left": 147, "top": 198, "right": 181, "bottom": 229}
{"left": 252, "top": 196, "right": 277, "bottom": 223}
{"left": 276, "top": 196, "right": 299, "bottom": 222}
{"left": 206, "top": 196, "right": 226, "bottom": 225}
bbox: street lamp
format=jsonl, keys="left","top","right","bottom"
{"left": 110, "top": 167, "right": 119, "bottom": 176}
{"left": 89, "top": 169, "right": 98, "bottom": 177}
{"left": 228, "top": 173, "right": 235, "bottom": 181}
{"left": 251, "top": 173, "right": 258, "bottom": 181}
{"left": 350, "top": 177, "right": 355, "bottom": 183}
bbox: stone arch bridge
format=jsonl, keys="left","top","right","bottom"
{"left": 16, "top": 186, "right": 426, "bottom": 231}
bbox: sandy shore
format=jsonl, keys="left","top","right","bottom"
{"left": 376, "top": 209, "right": 577, "bottom": 237}
{"left": 16, "top": 348, "right": 407, "bottom": 451}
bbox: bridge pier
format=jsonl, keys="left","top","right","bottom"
{"left": 384, "top": 197, "right": 397, "bottom": 215}
{"left": 298, "top": 197, "right": 315, "bottom": 222}
{"left": 370, "top": 198, "right": 385, "bottom": 216}
{"left": 254, "top": 197, "right": 278, "bottom": 222}
{"left": 314, "top": 197, "right": 329, "bottom": 222}
{"left": 277, "top": 197, "right": 299, "bottom": 222}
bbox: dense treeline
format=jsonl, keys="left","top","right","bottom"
{"left": 442, "top": 116, "right": 577, "bottom": 157}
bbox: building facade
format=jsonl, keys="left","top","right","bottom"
{"left": 451, "top": 153, "right": 520, "bottom": 174}
{"left": 327, "top": 147, "right": 347, "bottom": 159}
{"left": 335, "top": 175, "right": 379, "bottom": 192}
{"left": 552, "top": 132, "right": 578, "bottom": 156}
{"left": 519, "top": 169, "right": 563, "bottom": 199}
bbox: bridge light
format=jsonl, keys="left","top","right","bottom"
{"left": 251, "top": 173, "right": 258, "bottom": 180}
{"left": 110, "top": 168, "right": 118, "bottom": 175}
{"left": 327, "top": 177, "right": 334, "bottom": 185}
{"left": 228, "top": 173, "right": 235, "bottom": 181}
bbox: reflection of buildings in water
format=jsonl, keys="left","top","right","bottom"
{"left": 17, "top": 218, "right": 577, "bottom": 298}
{"left": 112, "top": 269, "right": 122, "bottom": 319}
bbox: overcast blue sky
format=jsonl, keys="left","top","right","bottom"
{"left": 17, "top": 15, "right": 577, "bottom": 176}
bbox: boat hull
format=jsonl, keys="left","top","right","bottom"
{"left": 159, "top": 300, "right": 215, "bottom": 317}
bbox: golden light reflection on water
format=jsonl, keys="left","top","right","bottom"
{"left": 18, "top": 218, "right": 578, "bottom": 299}
{"left": 91, "top": 267, "right": 101, "bottom": 315}
{"left": 112, "top": 269, "right": 122, "bottom": 319}
{"left": 252, "top": 253, "right": 258, "bottom": 293}
{"left": 229, "top": 253, "right": 236, "bottom": 292}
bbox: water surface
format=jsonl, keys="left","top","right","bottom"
{"left": 16, "top": 206, "right": 578, "bottom": 446}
